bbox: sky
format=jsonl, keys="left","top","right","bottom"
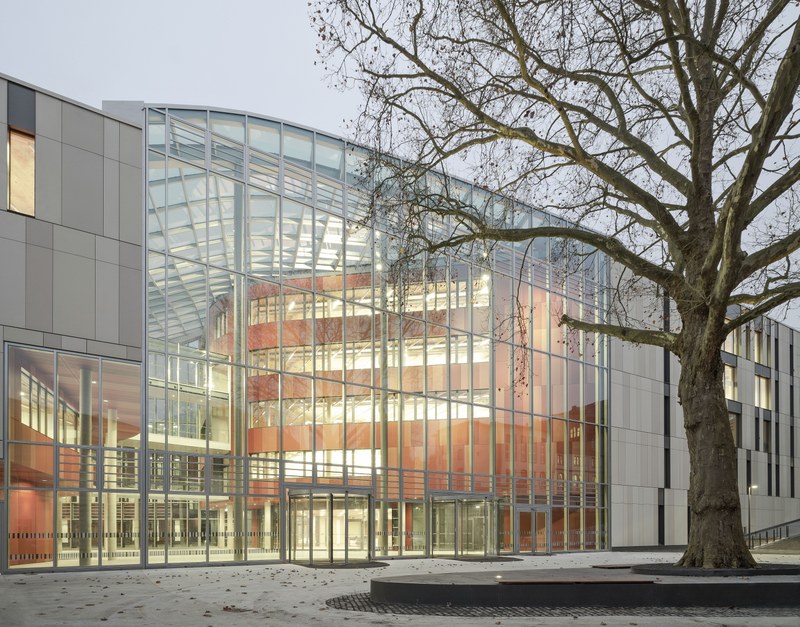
{"left": 0, "top": 0, "right": 362, "bottom": 137}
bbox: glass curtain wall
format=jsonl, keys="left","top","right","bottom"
{"left": 5, "top": 346, "right": 141, "bottom": 569}
{"left": 143, "top": 106, "right": 610, "bottom": 566}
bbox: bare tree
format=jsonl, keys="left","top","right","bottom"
{"left": 314, "top": 0, "right": 800, "bottom": 568}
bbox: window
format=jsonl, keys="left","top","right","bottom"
{"left": 7, "top": 82, "right": 36, "bottom": 216}
{"left": 8, "top": 129, "right": 35, "bottom": 215}
{"left": 723, "top": 326, "right": 740, "bottom": 356}
{"left": 755, "top": 375, "right": 770, "bottom": 409}
{"left": 728, "top": 412, "right": 741, "bottom": 447}
{"left": 724, "top": 365, "right": 737, "bottom": 400}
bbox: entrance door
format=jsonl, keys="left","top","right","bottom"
{"left": 516, "top": 506, "right": 550, "bottom": 554}
{"left": 431, "top": 496, "right": 491, "bottom": 557}
{"left": 287, "top": 490, "right": 371, "bottom": 564}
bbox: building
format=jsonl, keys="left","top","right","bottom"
{"left": 1, "top": 74, "right": 798, "bottom": 570}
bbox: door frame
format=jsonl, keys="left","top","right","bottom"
{"left": 285, "top": 486, "right": 373, "bottom": 564}
{"left": 514, "top": 505, "right": 551, "bottom": 554}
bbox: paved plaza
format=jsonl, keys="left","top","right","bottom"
{"left": 1, "top": 551, "right": 799, "bottom": 626}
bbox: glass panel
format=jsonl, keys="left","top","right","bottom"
{"left": 210, "top": 112, "right": 245, "bottom": 143}
{"left": 207, "top": 361, "right": 232, "bottom": 447}
{"left": 248, "top": 118, "right": 280, "bottom": 157}
{"left": 518, "top": 509, "right": 533, "bottom": 552}
{"left": 8, "top": 346, "right": 55, "bottom": 442}
{"left": 459, "top": 500, "right": 486, "bottom": 556}
{"left": 8, "top": 442, "right": 54, "bottom": 488}
{"left": 207, "top": 174, "right": 245, "bottom": 270}
{"left": 249, "top": 149, "right": 279, "bottom": 193}
{"left": 431, "top": 499, "right": 455, "bottom": 556}
{"left": 8, "top": 130, "right": 35, "bottom": 216}
{"left": 166, "top": 257, "right": 207, "bottom": 352}
{"left": 166, "top": 158, "right": 206, "bottom": 261}
{"left": 314, "top": 211, "right": 344, "bottom": 277}
{"left": 104, "top": 495, "right": 140, "bottom": 565}
{"left": 246, "top": 496, "right": 281, "bottom": 560}
{"left": 7, "top": 489, "right": 54, "bottom": 568}
{"left": 169, "top": 108, "right": 207, "bottom": 128}
{"left": 146, "top": 495, "right": 167, "bottom": 564}
{"left": 289, "top": 492, "right": 311, "bottom": 562}
{"left": 347, "top": 494, "right": 370, "bottom": 561}
{"left": 148, "top": 151, "right": 167, "bottom": 252}
{"left": 534, "top": 510, "right": 550, "bottom": 552}
{"left": 310, "top": 494, "right": 330, "bottom": 563}
{"left": 403, "top": 502, "right": 426, "bottom": 555}
{"left": 315, "top": 135, "right": 344, "bottom": 180}
{"left": 281, "top": 200, "right": 314, "bottom": 274}
{"left": 148, "top": 109, "right": 167, "bottom": 149}
{"left": 57, "top": 490, "right": 100, "bottom": 567}
{"left": 102, "top": 360, "right": 142, "bottom": 452}
{"left": 56, "top": 354, "right": 99, "bottom": 447}
{"left": 210, "top": 133, "right": 245, "bottom": 180}
{"left": 167, "top": 497, "right": 204, "bottom": 563}
{"left": 284, "top": 162, "right": 313, "bottom": 203}
{"left": 168, "top": 118, "right": 206, "bottom": 168}
{"left": 284, "top": 125, "right": 313, "bottom": 169}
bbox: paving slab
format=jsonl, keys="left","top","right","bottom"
{"left": 1, "top": 551, "right": 799, "bottom": 626}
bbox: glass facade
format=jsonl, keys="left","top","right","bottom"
{"left": 3, "top": 106, "right": 609, "bottom": 569}
{"left": 142, "top": 107, "right": 610, "bottom": 565}
{"left": 5, "top": 346, "right": 141, "bottom": 568}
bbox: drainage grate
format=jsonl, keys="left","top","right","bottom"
{"left": 326, "top": 593, "right": 800, "bottom": 618}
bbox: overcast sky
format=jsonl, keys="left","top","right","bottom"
{"left": 0, "top": 0, "right": 361, "bottom": 136}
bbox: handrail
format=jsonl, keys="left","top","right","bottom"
{"left": 745, "top": 517, "right": 800, "bottom": 549}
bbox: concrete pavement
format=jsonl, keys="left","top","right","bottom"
{"left": 1, "top": 551, "right": 799, "bottom": 626}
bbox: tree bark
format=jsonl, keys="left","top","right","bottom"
{"left": 676, "top": 317, "right": 755, "bottom": 568}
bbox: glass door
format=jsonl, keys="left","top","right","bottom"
{"left": 431, "top": 498, "right": 455, "bottom": 556}
{"left": 288, "top": 490, "right": 371, "bottom": 564}
{"left": 459, "top": 499, "right": 486, "bottom": 556}
{"left": 516, "top": 506, "right": 550, "bottom": 554}
{"left": 288, "top": 492, "right": 310, "bottom": 563}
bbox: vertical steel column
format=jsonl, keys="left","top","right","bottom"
{"left": 232, "top": 183, "right": 246, "bottom": 560}
{"left": 378, "top": 233, "right": 389, "bottom": 556}
{"left": 79, "top": 366, "right": 92, "bottom": 566}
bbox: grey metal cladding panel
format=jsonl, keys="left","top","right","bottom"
{"left": 62, "top": 145, "right": 103, "bottom": 235}
{"left": 53, "top": 250, "right": 95, "bottom": 339}
{"left": 35, "top": 93, "right": 62, "bottom": 141}
{"left": 0, "top": 123, "right": 6, "bottom": 211}
{"left": 104, "top": 118, "right": 120, "bottom": 160}
{"left": 119, "top": 124, "right": 142, "bottom": 167}
{"left": 104, "top": 158, "right": 120, "bottom": 240}
{"left": 119, "top": 242, "right": 141, "bottom": 271}
{"left": 0, "top": 209, "right": 26, "bottom": 243}
{"left": 118, "top": 265, "right": 142, "bottom": 348}
{"left": 95, "top": 260, "right": 119, "bottom": 343}
{"left": 26, "top": 218, "right": 53, "bottom": 249}
{"left": 95, "top": 236, "right": 119, "bottom": 265}
{"left": 25, "top": 244, "right": 53, "bottom": 332}
{"left": 119, "top": 163, "right": 142, "bottom": 245}
{"left": 0, "top": 238, "right": 26, "bottom": 327}
{"left": 62, "top": 102, "right": 103, "bottom": 155}
{"left": 53, "top": 223, "right": 95, "bottom": 257}
{"left": 35, "top": 135, "right": 62, "bottom": 224}
{"left": 0, "top": 78, "right": 6, "bottom": 123}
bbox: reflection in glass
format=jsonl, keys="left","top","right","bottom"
{"left": 8, "top": 129, "right": 35, "bottom": 216}
{"left": 138, "top": 107, "right": 612, "bottom": 569}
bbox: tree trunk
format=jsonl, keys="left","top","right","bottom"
{"left": 676, "top": 318, "right": 755, "bottom": 568}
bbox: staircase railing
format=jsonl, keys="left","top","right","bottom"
{"left": 745, "top": 518, "right": 800, "bottom": 549}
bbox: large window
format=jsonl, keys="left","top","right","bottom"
{"left": 724, "top": 365, "right": 737, "bottom": 401}
{"left": 755, "top": 375, "right": 771, "bottom": 409}
{"left": 7, "top": 129, "right": 35, "bottom": 216}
